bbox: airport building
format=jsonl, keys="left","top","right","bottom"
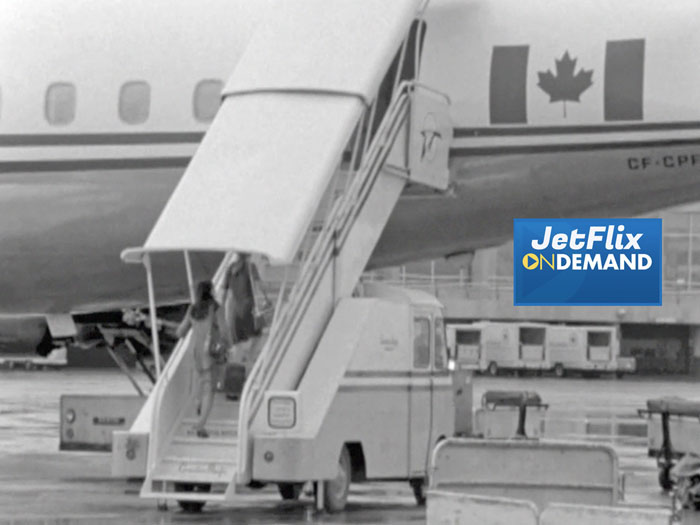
{"left": 381, "top": 204, "right": 700, "bottom": 376}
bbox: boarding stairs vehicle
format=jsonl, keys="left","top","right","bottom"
{"left": 118, "top": 0, "right": 454, "bottom": 512}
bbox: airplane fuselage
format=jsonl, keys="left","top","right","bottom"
{"left": 1, "top": 0, "right": 700, "bottom": 316}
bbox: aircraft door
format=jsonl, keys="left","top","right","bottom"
{"left": 408, "top": 315, "right": 433, "bottom": 476}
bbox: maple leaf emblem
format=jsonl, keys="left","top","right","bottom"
{"left": 537, "top": 51, "right": 593, "bottom": 117}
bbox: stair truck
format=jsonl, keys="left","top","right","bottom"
{"left": 115, "top": 0, "right": 460, "bottom": 512}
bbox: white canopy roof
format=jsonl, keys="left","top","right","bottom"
{"left": 224, "top": 0, "right": 424, "bottom": 105}
{"left": 124, "top": 0, "right": 423, "bottom": 265}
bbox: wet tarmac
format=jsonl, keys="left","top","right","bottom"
{"left": 1, "top": 369, "right": 699, "bottom": 523}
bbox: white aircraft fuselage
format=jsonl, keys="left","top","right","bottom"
{"left": 1, "top": 0, "right": 700, "bottom": 318}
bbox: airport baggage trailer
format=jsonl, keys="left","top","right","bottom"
{"left": 427, "top": 492, "right": 539, "bottom": 525}
{"left": 60, "top": 394, "right": 145, "bottom": 451}
{"left": 0, "top": 346, "right": 67, "bottom": 370}
{"left": 426, "top": 492, "right": 671, "bottom": 525}
{"left": 429, "top": 438, "right": 623, "bottom": 511}
{"left": 638, "top": 396, "right": 700, "bottom": 490}
{"left": 546, "top": 325, "right": 631, "bottom": 378}
{"left": 447, "top": 322, "right": 548, "bottom": 376}
{"left": 474, "top": 390, "right": 547, "bottom": 439}
{"left": 446, "top": 322, "right": 482, "bottom": 370}
{"left": 539, "top": 503, "right": 671, "bottom": 525}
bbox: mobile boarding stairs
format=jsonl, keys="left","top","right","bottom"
{"left": 119, "top": 0, "right": 452, "bottom": 510}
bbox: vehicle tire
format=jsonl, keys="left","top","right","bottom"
{"left": 616, "top": 371, "right": 624, "bottom": 379}
{"left": 323, "top": 446, "right": 352, "bottom": 513}
{"left": 659, "top": 465, "right": 674, "bottom": 491}
{"left": 410, "top": 478, "right": 426, "bottom": 506}
{"left": 487, "top": 362, "right": 498, "bottom": 376}
{"left": 278, "top": 482, "right": 303, "bottom": 501}
{"left": 174, "top": 482, "right": 209, "bottom": 513}
{"left": 554, "top": 364, "right": 565, "bottom": 378}
{"left": 177, "top": 500, "right": 205, "bottom": 513}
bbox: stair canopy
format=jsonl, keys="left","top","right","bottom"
{"left": 125, "top": 0, "right": 424, "bottom": 265}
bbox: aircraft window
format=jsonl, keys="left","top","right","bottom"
{"left": 193, "top": 79, "right": 223, "bottom": 122}
{"left": 119, "top": 81, "right": 150, "bottom": 124}
{"left": 434, "top": 317, "right": 447, "bottom": 370}
{"left": 45, "top": 83, "right": 76, "bottom": 125}
{"left": 413, "top": 317, "right": 431, "bottom": 369}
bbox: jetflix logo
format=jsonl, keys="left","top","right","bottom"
{"left": 513, "top": 219, "right": 662, "bottom": 306}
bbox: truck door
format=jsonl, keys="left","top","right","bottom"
{"left": 408, "top": 315, "right": 432, "bottom": 476}
{"left": 431, "top": 317, "right": 450, "bottom": 441}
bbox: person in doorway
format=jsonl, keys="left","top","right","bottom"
{"left": 223, "top": 253, "right": 262, "bottom": 373}
{"left": 176, "top": 280, "right": 229, "bottom": 438}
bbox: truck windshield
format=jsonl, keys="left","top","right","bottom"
{"left": 413, "top": 317, "right": 431, "bottom": 368}
{"left": 434, "top": 318, "right": 447, "bottom": 370}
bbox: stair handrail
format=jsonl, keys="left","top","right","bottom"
{"left": 236, "top": 82, "right": 416, "bottom": 479}
{"left": 249, "top": 84, "right": 411, "bottom": 409}
{"left": 249, "top": 82, "right": 413, "bottom": 404}
{"left": 147, "top": 251, "right": 236, "bottom": 472}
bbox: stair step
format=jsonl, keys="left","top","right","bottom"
{"left": 163, "top": 455, "right": 237, "bottom": 464}
{"left": 149, "top": 470, "right": 235, "bottom": 483}
{"left": 164, "top": 442, "right": 239, "bottom": 461}
{"left": 180, "top": 396, "right": 240, "bottom": 421}
{"left": 151, "top": 455, "right": 238, "bottom": 483}
{"left": 180, "top": 418, "right": 238, "bottom": 435}
{"left": 177, "top": 427, "right": 238, "bottom": 441}
{"left": 181, "top": 417, "right": 238, "bottom": 428}
{"left": 171, "top": 435, "right": 238, "bottom": 446}
{"left": 144, "top": 490, "right": 228, "bottom": 502}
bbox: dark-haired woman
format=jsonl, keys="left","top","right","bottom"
{"left": 176, "top": 280, "right": 229, "bottom": 438}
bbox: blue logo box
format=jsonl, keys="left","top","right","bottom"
{"left": 513, "top": 218, "right": 662, "bottom": 306}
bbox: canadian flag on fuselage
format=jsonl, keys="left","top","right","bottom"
{"left": 489, "top": 39, "right": 645, "bottom": 124}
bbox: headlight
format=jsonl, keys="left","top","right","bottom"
{"left": 268, "top": 397, "right": 296, "bottom": 429}
{"left": 65, "top": 409, "right": 76, "bottom": 424}
{"left": 448, "top": 359, "right": 456, "bottom": 371}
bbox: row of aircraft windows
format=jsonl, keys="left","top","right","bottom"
{"left": 40, "top": 79, "right": 223, "bottom": 126}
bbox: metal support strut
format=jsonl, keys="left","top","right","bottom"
{"left": 144, "top": 254, "right": 162, "bottom": 378}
